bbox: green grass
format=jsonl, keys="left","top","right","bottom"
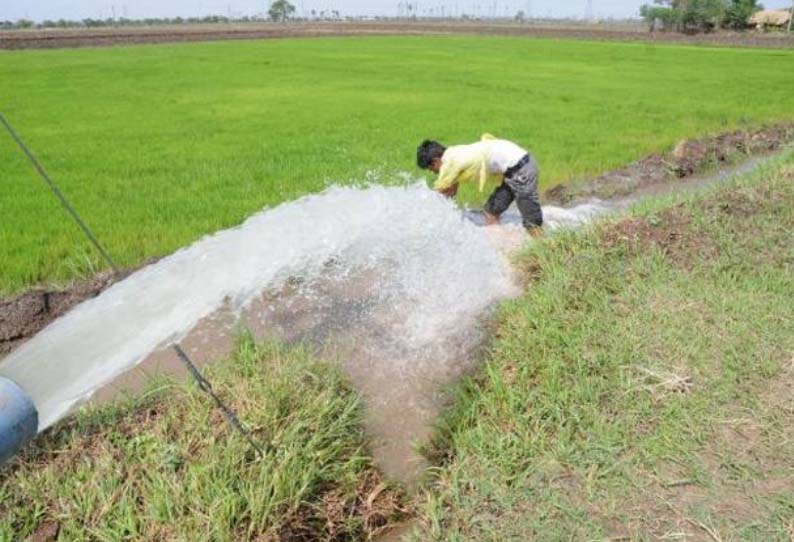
{"left": 411, "top": 154, "right": 794, "bottom": 540}
{"left": 0, "top": 338, "right": 405, "bottom": 542}
{"left": 1, "top": 36, "right": 794, "bottom": 293}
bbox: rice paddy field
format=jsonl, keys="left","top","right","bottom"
{"left": 2, "top": 35, "right": 794, "bottom": 294}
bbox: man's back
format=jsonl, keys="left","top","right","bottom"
{"left": 477, "top": 136, "right": 527, "bottom": 174}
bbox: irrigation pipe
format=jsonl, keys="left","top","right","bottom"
{"left": 1, "top": 112, "right": 266, "bottom": 460}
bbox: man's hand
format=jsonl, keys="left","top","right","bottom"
{"left": 439, "top": 183, "right": 459, "bottom": 198}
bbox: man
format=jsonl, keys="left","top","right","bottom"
{"left": 416, "top": 134, "right": 543, "bottom": 231}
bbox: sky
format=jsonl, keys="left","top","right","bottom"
{"left": 3, "top": 0, "right": 789, "bottom": 22}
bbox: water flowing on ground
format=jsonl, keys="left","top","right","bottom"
{"left": 0, "top": 180, "right": 616, "bottom": 482}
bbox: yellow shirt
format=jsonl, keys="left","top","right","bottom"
{"left": 433, "top": 134, "right": 527, "bottom": 192}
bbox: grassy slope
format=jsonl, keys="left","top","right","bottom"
{"left": 0, "top": 339, "right": 404, "bottom": 541}
{"left": 1, "top": 36, "right": 794, "bottom": 293}
{"left": 413, "top": 154, "right": 794, "bottom": 540}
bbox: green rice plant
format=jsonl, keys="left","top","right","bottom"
{"left": 1, "top": 36, "right": 793, "bottom": 293}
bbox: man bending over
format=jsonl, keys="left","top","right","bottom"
{"left": 416, "top": 134, "right": 543, "bottom": 231}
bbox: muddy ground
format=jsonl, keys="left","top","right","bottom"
{"left": 0, "top": 262, "right": 156, "bottom": 357}
{"left": 2, "top": 21, "right": 793, "bottom": 50}
{"left": 1, "top": 123, "right": 793, "bottom": 358}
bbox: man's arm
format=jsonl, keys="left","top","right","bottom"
{"left": 433, "top": 158, "right": 461, "bottom": 196}
{"left": 439, "top": 183, "right": 459, "bottom": 198}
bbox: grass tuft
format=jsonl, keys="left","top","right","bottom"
{"left": 0, "top": 337, "right": 407, "bottom": 542}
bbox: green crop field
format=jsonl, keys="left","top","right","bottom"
{"left": 1, "top": 36, "right": 793, "bottom": 294}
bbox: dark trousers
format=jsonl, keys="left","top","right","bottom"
{"left": 483, "top": 156, "right": 543, "bottom": 228}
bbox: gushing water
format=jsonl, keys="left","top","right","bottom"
{"left": 0, "top": 180, "right": 611, "bottom": 481}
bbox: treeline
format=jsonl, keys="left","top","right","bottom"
{"left": 640, "top": 0, "right": 763, "bottom": 32}
{"left": 0, "top": 15, "right": 276, "bottom": 30}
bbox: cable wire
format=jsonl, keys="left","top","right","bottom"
{"left": 2, "top": 111, "right": 265, "bottom": 459}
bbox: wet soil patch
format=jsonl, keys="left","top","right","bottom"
{"left": 0, "top": 272, "right": 117, "bottom": 357}
{"left": 599, "top": 205, "right": 721, "bottom": 270}
{"left": 0, "top": 261, "right": 157, "bottom": 358}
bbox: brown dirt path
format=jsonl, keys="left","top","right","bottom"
{"left": 2, "top": 21, "right": 793, "bottom": 50}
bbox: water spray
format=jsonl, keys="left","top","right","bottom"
{"left": 0, "top": 112, "right": 622, "bottom": 473}
{"left": 0, "top": 112, "right": 264, "bottom": 464}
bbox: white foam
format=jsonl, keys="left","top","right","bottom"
{"left": 0, "top": 182, "right": 519, "bottom": 430}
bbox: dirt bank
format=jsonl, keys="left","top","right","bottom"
{"left": 0, "top": 261, "right": 155, "bottom": 357}
{"left": 544, "top": 123, "right": 794, "bottom": 205}
{"left": 2, "top": 21, "right": 793, "bottom": 50}
{"left": 0, "top": 272, "right": 116, "bottom": 357}
{"left": 2, "top": 123, "right": 792, "bottom": 359}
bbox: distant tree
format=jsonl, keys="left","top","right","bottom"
{"left": 640, "top": 4, "right": 678, "bottom": 30}
{"left": 16, "top": 19, "right": 34, "bottom": 28}
{"left": 679, "top": 0, "right": 724, "bottom": 32}
{"left": 515, "top": 9, "right": 526, "bottom": 21}
{"left": 722, "top": 0, "right": 762, "bottom": 29}
{"left": 641, "top": 0, "right": 740, "bottom": 32}
{"left": 268, "top": 0, "right": 296, "bottom": 22}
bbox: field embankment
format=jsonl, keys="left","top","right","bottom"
{"left": 412, "top": 153, "right": 794, "bottom": 540}
{"left": 2, "top": 36, "right": 793, "bottom": 295}
{"left": 2, "top": 21, "right": 794, "bottom": 50}
{"left": 0, "top": 339, "right": 407, "bottom": 541}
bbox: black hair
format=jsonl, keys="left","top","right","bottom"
{"left": 416, "top": 140, "right": 446, "bottom": 169}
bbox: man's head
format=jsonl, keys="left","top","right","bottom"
{"left": 417, "top": 140, "right": 446, "bottom": 173}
